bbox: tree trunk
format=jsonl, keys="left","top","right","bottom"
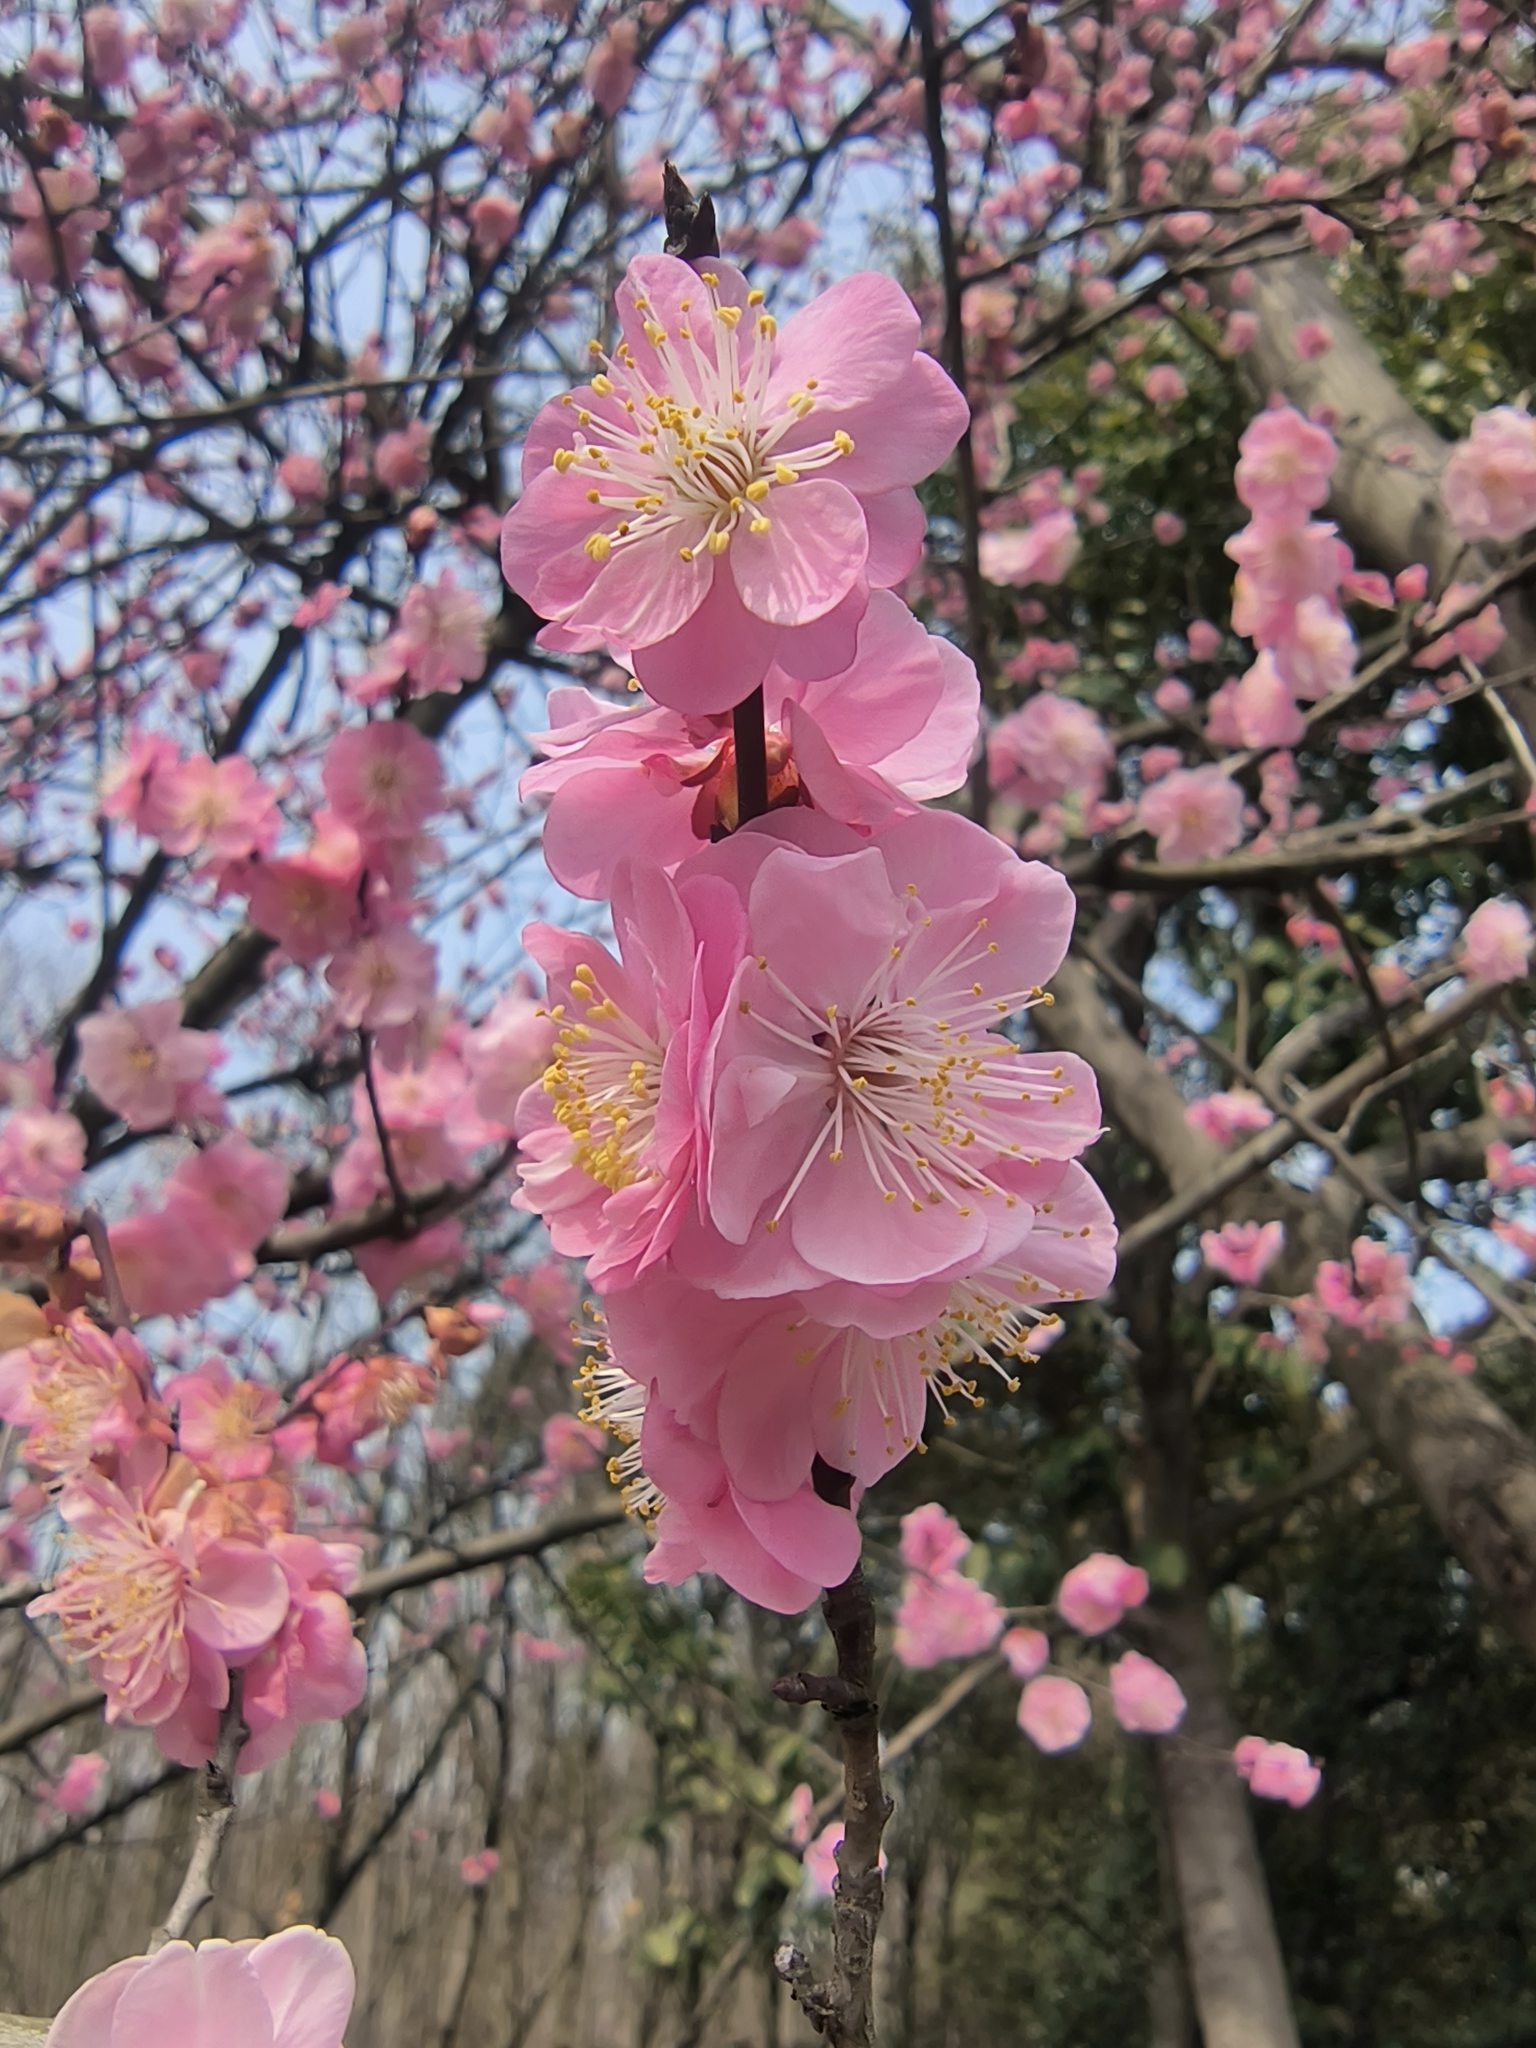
{"left": 1330, "top": 1331, "right": 1536, "bottom": 1660}
{"left": 1130, "top": 1256, "right": 1302, "bottom": 2048}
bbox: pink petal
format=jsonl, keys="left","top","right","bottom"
{"left": 248, "top": 1927, "right": 356, "bottom": 2048}
{"left": 567, "top": 520, "right": 713, "bottom": 650}
{"left": 734, "top": 1485, "right": 862, "bottom": 1586}
{"left": 631, "top": 558, "right": 783, "bottom": 711}
{"left": 729, "top": 477, "right": 867, "bottom": 627}
{"left": 108, "top": 1943, "right": 275, "bottom": 2048}
{"left": 793, "top": 348, "right": 970, "bottom": 497}
{"left": 185, "top": 1541, "right": 290, "bottom": 1656}
{"left": 767, "top": 270, "right": 921, "bottom": 418}
{"left": 1017, "top": 1675, "right": 1093, "bottom": 1754}
{"left": 42, "top": 1955, "right": 151, "bottom": 2047}
{"left": 861, "top": 486, "right": 926, "bottom": 585}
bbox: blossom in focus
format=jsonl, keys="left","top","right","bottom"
{"left": 1018, "top": 1674, "right": 1092, "bottom": 1753}
{"left": 1184, "top": 1089, "right": 1275, "bottom": 1147}
{"left": 1200, "top": 1219, "right": 1285, "bottom": 1286}
{"left": 1460, "top": 897, "right": 1533, "bottom": 984}
{"left": 676, "top": 810, "right": 1100, "bottom": 1304}
{"left": 44, "top": 1925, "right": 355, "bottom": 2048}
{"left": 987, "top": 691, "right": 1113, "bottom": 811}
{"left": 28, "top": 1467, "right": 289, "bottom": 1758}
{"left": 76, "top": 1000, "right": 216, "bottom": 1128}
{"left": 1109, "top": 1650, "right": 1186, "bottom": 1734}
{"left": 1442, "top": 407, "right": 1536, "bottom": 543}
{"left": 522, "top": 592, "right": 980, "bottom": 900}
{"left": 1055, "top": 1552, "right": 1149, "bottom": 1636}
{"left": 978, "top": 508, "right": 1080, "bottom": 588}
{"left": 500, "top": 255, "right": 968, "bottom": 713}
{"left": 1136, "top": 765, "right": 1245, "bottom": 865}
{"left": 1234, "top": 1735, "right": 1321, "bottom": 1807}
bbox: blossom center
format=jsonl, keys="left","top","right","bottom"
{"left": 552, "top": 271, "right": 854, "bottom": 566}
{"left": 540, "top": 962, "right": 664, "bottom": 1193}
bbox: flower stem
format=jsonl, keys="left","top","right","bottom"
{"left": 733, "top": 685, "right": 770, "bottom": 824}
{"left": 149, "top": 1674, "right": 246, "bottom": 1951}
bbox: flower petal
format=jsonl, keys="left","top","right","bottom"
{"left": 729, "top": 477, "right": 867, "bottom": 626}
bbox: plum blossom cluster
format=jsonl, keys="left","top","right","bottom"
{"left": 0, "top": 1272, "right": 494, "bottom": 1768}
{"left": 889, "top": 1506, "right": 1321, "bottom": 1803}
{"left": 498, "top": 254, "right": 1117, "bottom": 1612}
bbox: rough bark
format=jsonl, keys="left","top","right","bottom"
{"left": 1330, "top": 1332, "right": 1536, "bottom": 1661}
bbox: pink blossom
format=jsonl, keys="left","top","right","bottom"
{"left": 1223, "top": 312, "right": 1260, "bottom": 355}
{"left": 894, "top": 1568, "right": 1003, "bottom": 1668}
{"left": 1143, "top": 365, "right": 1186, "bottom": 405}
{"left": 978, "top": 509, "right": 1081, "bottom": 588}
{"left": 1403, "top": 218, "right": 1493, "bottom": 298}
{"left": 1154, "top": 677, "right": 1193, "bottom": 713}
{"left": 1234, "top": 1736, "right": 1321, "bottom": 1807}
{"left": 1386, "top": 32, "right": 1450, "bottom": 86}
{"left": 41, "top": 1751, "right": 108, "bottom": 1817}
{"left": 526, "top": 1411, "right": 608, "bottom": 1501}
{"left": 1184, "top": 1089, "right": 1274, "bottom": 1147}
{"left": 166, "top": 205, "right": 279, "bottom": 348}
{"left": 675, "top": 811, "right": 1100, "bottom": 1304}
{"left": 108, "top": 1210, "right": 247, "bottom": 1321}
{"left": 1018, "top": 1674, "right": 1092, "bottom": 1753}
{"left": 1225, "top": 652, "right": 1305, "bottom": 748}
{"left": 277, "top": 451, "right": 326, "bottom": 507}
{"left": 1486, "top": 1141, "right": 1536, "bottom": 1192}
{"left": 464, "top": 989, "right": 557, "bottom": 1129}
{"left": 0, "top": 1309, "right": 152, "bottom": 1478}
{"left": 285, "top": 1351, "right": 438, "bottom": 1467}
{"left": 468, "top": 193, "right": 521, "bottom": 256}
{"left": 523, "top": 592, "right": 979, "bottom": 899}
{"left": 373, "top": 420, "right": 432, "bottom": 493}
{"left": 1302, "top": 207, "right": 1351, "bottom": 257}
{"left": 164, "top": 1133, "right": 290, "bottom": 1255}
{"left": 76, "top": 1000, "right": 216, "bottom": 1128}
{"left": 389, "top": 573, "right": 489, "bottom": 696}
{"left": 1152, "top": 511, "right": 1186, "bottom": 546}
{"left": 1055, "top": 1552, "right": 1149, "bottom": 1636}
{"left": 1292, "top": 321, "right": 1332, "bottom": 360}
{"left": 1109, "top": 1650, "right": 1187, "bottom": 1734}
{"left": 1460, "top": 897, "right": 1533, "bottom": 983}
{"left": 900, "top": 1501, "right": 969, "bottom": 1576}
{"left": 584, "top": 18, "right": 638, "bottom": 113}
{"left": 620, "top": 1370, "right": 863, "bottom": 1614}
{"left": 325, "top": 925, "right": 438, "bottom": 1029}
{"left": 501, "top": 1257, "right": 582, "bottom": 1361}
{"left": 245, "top": 826, "right": 363, "bottom": 965}
{"left": 1201, "top": 1219, "right": 1285, "bottom": 1286}
{"left": 801, "top": 1821, "right": 842, "bottom": 1899}
{"left": 171, "top": 1360, "right": 279, "bottom": 1482}
{"left": 100, "top": 731, "right": 184, "bottom": 838}
{"left": 83, "top": 7, "right": 132, "bottom": 85}
{"left": 314, "top": 1787, "right": 342, "bottom": 1819}
{"left": 603, "top": 1164, "right": 1114, "bottom": 1497}
{"left": 1235, "top": 406, "right": 1337, "bottom": 521}
{"left": 228, "top": 1534, "right": 367, "bottom": 1771}
{"left": 1228, "top": 521, "right": 1352, "bottom": 645}
{"left": 1001, "top": 1626, "right": 1050, "bottom": 1680}
{"left": 0, "top": 1107, "right": 84, "bottom": 1200}
{"left": 10, "top": 166, "right": 108, "bottom": 286}
{"left": 1442, "top": 407, "right": 1536, "bottom": 542}
{"left": 514, "top": 863, "right": 710, "bottom": 1294}
{"left": 1314, "top": 1236, "right": 1414, "bottom": 1336}
{"left": 1274, "top": 595, "right": 1356, "bottom": 701}
{"left": 461, "top": 1848, "right": 501, "bottom": 1885}
{"left": 1139, "top": 745, "right": 1182, "bottom": 785}
{"left": 28, "top": 1468, "right": 289, "bottom": 1753}
{"left": 154, "top": 756, "right": 279, "bottom": 863}
{"left": 987, "top": 691, "right": 1113, "bottom": 811}
{"left": 322, "top": 721, "right": 444, "bottom": 843}
{"left": 46, "top": 1926, "right": 355, "bottom": 2048}
{"left": 501, "top": 256, "right": 968, "bottom": 715}
{"left": 1136, "top": 765, "right": 1245, "bottom": 864}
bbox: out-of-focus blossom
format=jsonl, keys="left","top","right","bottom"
{"left": 1184, "top": 1089, "right": 1275, "bottom": 1147}
{"left": 1234, "top": 1735, "right": 1321, "bottom": 1807}
{"left": 1442, "top": 407, "right": 1536, "bottom": 542}
{"left": 1109, "top": 1650, "right": 1186, "bottom": 1733}
{"left": 1018, "top": 1674, "right": 1092, "bottom": 1753}
{"left": 1200, "top": 1219, "right": 1285, "bottom": 1286}
{"left": 1460, "top": 897, "right": 1533, "bottom": 983}
{"left": 1137, "top": 765, "right": 1246, "bottom": 864}
{"left": 1055, "top": 1552, "right": 1149, "bottom": 1636}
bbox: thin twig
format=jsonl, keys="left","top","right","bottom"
{"left": 77, "top": 1207, "right": 130, "bottom": 1327}
{"left": 148, "top": 1674, "right": 246, "bottom": 1950}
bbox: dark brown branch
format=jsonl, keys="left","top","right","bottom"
{"left": 733, "top": 684, "right": 770, "bottom": 824}
{"left": 775, "top": 1540, "right": 891, "bottom": 2047}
